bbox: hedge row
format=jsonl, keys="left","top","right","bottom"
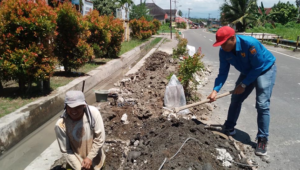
{"left": 0, "top": 0, "right": 124, "bottom": 91}
{"left": 130, "top": 17, "right": 161, "bottom": 40}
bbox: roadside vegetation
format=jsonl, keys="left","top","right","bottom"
{"left": 0, "top": 0, "right": 162, "bottom": 117}
{"left": 220, "top": 0, "right": 300, "bottom": 40}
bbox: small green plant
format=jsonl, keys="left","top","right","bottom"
{"left": 178, "top": 50, "right": 205, "bottom": 91}
{"left": 173, "top": 32, "right": 188, "bottom": 58}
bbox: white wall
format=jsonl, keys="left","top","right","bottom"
{"left": 82, "top": 0, "right": 93, "bottom": 15}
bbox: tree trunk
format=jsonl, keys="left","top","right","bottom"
{"left": 0, "top": 80, "right": 3, "bottom": 93}
{"left": 43, "top": 78, "right": 50, "bottom": 92}
{"left": 18, "top": 79, "right": 26, "bottom": 93}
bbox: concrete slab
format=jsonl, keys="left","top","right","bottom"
{"left": 24, "top": 141, "right": 61, "bottom": 170}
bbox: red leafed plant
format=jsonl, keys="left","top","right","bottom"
{"left": 84, "top": 10, "right": 124, "bottom": 58}
{"left": 54, "top": 1, "right": 93, "bottom": 73}
{"left": 0, "top": 0, "right": 57, "bottom": 92}
{"left": 129, "top": 17, "right": 153, "bottom": 40}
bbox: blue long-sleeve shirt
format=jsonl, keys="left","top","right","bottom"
{"left": 213, "top": 35, "right": 276, "bottom": 92}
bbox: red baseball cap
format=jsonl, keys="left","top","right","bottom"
{"left": 213, "top": 26, "right": 235, "bottom": 47}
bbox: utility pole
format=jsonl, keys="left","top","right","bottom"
{"left": 188, "top": 8, "right": 192, "bottom": 24}
{"left": 170, "top": 0, "right": 172, "bottom": 39}
{"left": 172, "top": 0, "right": 179, "bottom": 10}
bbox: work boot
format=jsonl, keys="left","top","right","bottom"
{"left": 222, "top": 127, "right": 236, "bottom": 136}
{"left": 255, "top": 137, "right": 268, "bottom": 156}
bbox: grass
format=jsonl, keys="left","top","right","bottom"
{"left": 119, "top": 38, "right": 148, "bottom": 55}
{"left": 145, "top": 37, "right": 163, "bottom": 51}
{"left": 246, "top": 22, "right": 300, "bottom": 41}
{"left": 0, "top": 37, "right": 162, "bottom": 118}
{"left": 0, "top": 62, "right": 108, "bottom": 118}
{"left": 158, "top": 23, "right": 177, "bottom": 34}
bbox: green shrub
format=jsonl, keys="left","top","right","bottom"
{"left": 129, "top": 17, "right": 153, "bottom": 40}
{"left": 178, "top": 52, "right": 205, "bottom": 90}
{"left": 0, "top": 0, "right": 57, "bottom": 91}
{"left": 54, "top": 1, "right": 93, "bottom": 73}
{"left": 85, "top": 10, "right": 124, "bottom": 58}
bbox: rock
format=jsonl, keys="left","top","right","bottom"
{"left": 121, "top": 78, "right": 131, "bottom": 83}
{"left": 206, "top": 67, "right": 212, "bottom": 73}
{"left": 121, "top": 113, "right": 129, "bottom": 124}
{"left": 201, "top": 115, "right": 208, "bottom": 121}
{"left": 169, "top": 58, "right": 174, "bottom": 63}
{"left": 134, "top": 140, "right": 139, "bottom": 147}
{"left": 202, "top": 163, "right": 213, "bottom": 170}
{"left": 207, "top": 105, "right": 213, "bottom": 111}
{"left": 114, "top": 82, "right": 121, "bottom": 87}
{"left": 108, "top": 88, "right": 121, "bottom": 93}
{"left": 127, "top": 151, "right": 141, "bottom": 163}
{"left": 117, "top": 97, "right": 125, "bottom": 103}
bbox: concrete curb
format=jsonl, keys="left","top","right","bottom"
{"left": 0, "top": 37, "right": 158, "bottom": 154}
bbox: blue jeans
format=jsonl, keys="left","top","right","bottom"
{"left": 224, "top": 64, "right": 277, "bottom": 140}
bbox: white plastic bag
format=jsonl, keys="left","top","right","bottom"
{"left": 164, "top": 75, "right": 190, "bottom": 115}
{"left": 187, "top": 44, "right": 196, "bottom": 56}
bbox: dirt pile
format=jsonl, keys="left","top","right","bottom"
{"left": 51, "top": 51, "right": 256, "bottom": 170}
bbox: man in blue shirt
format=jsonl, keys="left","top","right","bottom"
{"left": 207, "top": 26, "right": 276, "bottom": 156}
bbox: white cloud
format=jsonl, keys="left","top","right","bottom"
{"left": 132, "top": 0, "right": 297, "bottom": 19}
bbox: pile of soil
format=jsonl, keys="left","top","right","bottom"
{"left": 51, "top": 51, "right": 255, "bottom": 170}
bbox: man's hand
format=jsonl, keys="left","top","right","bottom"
{"left": 207, "top": 90, "right": 218, "bottom": 102}
{"left": 82, "top": 158, "right": 92, "bottom": 170}
{"left": 233, "top": 84, "right": 245, "bottom": 95}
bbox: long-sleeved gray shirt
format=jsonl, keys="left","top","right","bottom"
{"left": 55, "top": 105, "right": 105, "bottom": 170}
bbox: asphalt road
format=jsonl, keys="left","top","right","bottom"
{"left": 183, "top": 29, "right": 300, "bottom": 170}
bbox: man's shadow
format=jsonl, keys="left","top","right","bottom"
{"left": 192, "top": 119, "right": 256, "bottom": 148}
{"left": 233, "top": 128, "right": 256, "bottom": 148}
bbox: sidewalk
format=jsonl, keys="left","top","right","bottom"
{"left": 24, "top": 36, "right": 178, "bottom": 170}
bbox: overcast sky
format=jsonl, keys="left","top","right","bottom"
{"left": 132, "top": 0, "right": 297, "bottom": 19}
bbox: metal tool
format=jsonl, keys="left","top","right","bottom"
{"left": 173, "top": 90, "right": 234, "bottom": 113}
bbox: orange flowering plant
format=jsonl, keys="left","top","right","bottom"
{"left": 0, "top": 0, "right": 57, "bottom": 91}
{"left": 129, "top": 17, "right": 154, "bottom": 40}
{"left": 173, "top": 32, "right": 188, "bottom": 58}
{"left": 84, "top": 11, "right": 124, "bottom": 58}
{"left": 54, "top": 1, "right": 93, "bottom": 73}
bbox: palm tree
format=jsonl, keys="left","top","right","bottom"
{"left": 220, "top": 0, "right": 257, "bottom": 32}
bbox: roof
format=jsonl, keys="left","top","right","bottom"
{"left": 175, "top": 17, "right": 186, "bottom": 23}
{"left": 164, "top": 9, "right": 177, "bottom": 16}
{"left": 145, "top": 3, "right": 167, "bottom": 20}
{"left": 258, "top": 8, "right": 272, "bottom": 15}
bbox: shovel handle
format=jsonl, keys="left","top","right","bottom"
{"left": 174, "top": 90, "right": 234, "bottom": 113}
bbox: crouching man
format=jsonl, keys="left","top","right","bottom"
{"left": 55, "top": 91, "right": 105, "bottom": 170}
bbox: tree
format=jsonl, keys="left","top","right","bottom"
{"left": 54, "top": 1, "right": 93, "bottom": 73}
{"left": 93, "top": 0, "right": 119, "bottom": 16}
{"left": 178, "top": 10, "right": 183, "bottom": 16}
{"left": 253, "top": 2, "right": 281, "bottom": 27}
{"left": 130, "top": 1, "right": 153, "bottom": 21}
{"left": 296, "top": 0, "right": 300, "bottom": 22}
{"left": 270, "top": 1, "right": 298, "bottom": 25}
{"left": 0, "top": 0, "right": 57, "bottom": 92}
{"left": 220, "top": 0, "right": 257, "bottom": 32}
